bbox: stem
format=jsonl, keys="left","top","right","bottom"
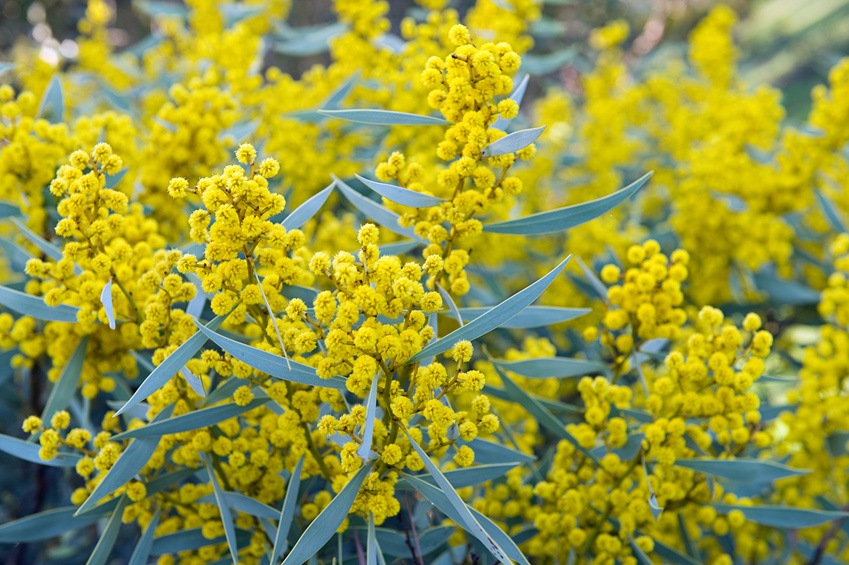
{"left": 302, "top": 422, "right": 331, "bottom": 480}
{"left": 806, "top": 503, "right": 849, "bottom": 565}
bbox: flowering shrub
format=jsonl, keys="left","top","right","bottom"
{"left": 1, "top": 2, "right": 849, "bottom": 565}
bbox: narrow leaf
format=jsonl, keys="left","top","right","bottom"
{"left": 42, "top": 336, "right": 89, "bottom": 423}
{"left": 321, "top": 71, "right": 359, "bottom": 109}
{"left": 282, "top": 463, "right": 374, "bottom": 565}
{"left": 491, "top": 357, "right": 605, "bottom": 379}
{"left": 403, "top": 429, "right": 513, "bottom": 564}
{"left": 38, "top": 74, "right": 64, "bottom": 123}
{"left": 205, "top": 455, "right": 239, "bottom": 564}
{"left": 150, "top": 528, "right": 251, "bottom": 555}
{"left": 445, "top": 305, "right": 590, "bottom": 329}
{"left": 652, "top": 535, "right": 700, "bottom": 565}
{"left": 367, "top": 512, "right": 382, "bottom": 565}
{"left": 0, "top": 433, "right": 81, "bottom": 467}
{"left": 712, "top": 504, "right": 849, "bottom": 528}
{"left": 101, "top": 279, "right": 115, "bottom": 329}
{"left": 355, "top": 174, "right": 446, "bottom": 208}
{"left": 85, "top": 496, "right": 128, "bottom": 565}
{"left": 438, "top": 284, "right": 463, "bottom": 327}
{"left": 815, "top": 189, "right": 847, "bottom": 233}
{"left": 75, "top": 404, "right": 175, "bottom": 515}
{"left": 110, "top": 397, "right": 269, "bottom": 440}
{"left": 180, "top": 367, "right": 206, "bottom": 397}
{"left": 674, "top": 459, "right": 811, "bottom": 483}
{"left": 128, "top": 508, "right": 161, "bottom": 565}
{"left": 408, "top": 255, "right": 571, "bottom": 363}
{"left": 271, "top": 455, "right": 304, "bottom": 563}
{"left": 461, "top": 438, "right": 534, "bottom": 465}
{"left": 494, "top": 363, "right": 601, "bottom": 466}
{"left": 0, "top": 201, "right": 21, "bottom": 218}
{"left": 357, "top": 371, "right": 381, "bottom": 461}
{"left": 404, "top": 474, "right": 531, "bottom": 565}
{"left": 481, "top": 126, "right": 546, "bottom": 158}
{"left": 333, "top": 176, "right": 424, "bottom": 241}
{"left": 104, "top": 168, "right": 129, "bottom": 189}
{"left": 753, "top": 272, "right": 819, "bottom": 305}
{"left": 318, "top": 109, "right": 448, "bottom": 126}
{"left": 282, "top": 182, "right": 335, "bottom": 230}
{"left": 492, "top": 74, "right": 529, "bottom": 130}
{"left": 0, "top": 284, "right": 81, "bottom": 322}
{"left": 576, "top": 256, "right": 609, "bottom": 299}
{"left": 114, "top": 315, "right": 226, "bottom": 417}
{"left": 0, "top": 507, "right": 100, "bottom": 543}
{"left": 397, "top": 463, "right": 518, "bottom": 490}
{"left": 482, "top": 172, "right": 652, "bottom": 235}
{"left": 192, "top": 321, "right": 347, "bottom": 389}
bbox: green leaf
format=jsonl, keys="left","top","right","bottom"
{"left": 321, "top": 71, "right": 359, "bottom": 109}
{"left": 397, "top": 463, "right": 518, "bottom": 490}
{"left": 404, "top": 474, "right": 531, "bottom": 565}
{"left": 104, "top": 168, "right": 129, "bottom": 189}
{"left": 128, "top": 508, "right": 161, "bottom": 565}
{"left": 0, "top": 433, "right": 81, "bottom": 467}
{"left": 42, "top": 336, "right": 89, "bottom": 424}
{"left": 445, "top": 306, "right": 590, "bottom": 329}
{"left": 282, "top": 463, "right": 374, "bottom": 565}
{"left": 753, "top": 271, "right": 819, "bottom": 305}
{"left": 219, "top": 119, "right": 260, "bottom": 143}
{"left": 195, "top": 492, "right": 279, "bottom": 520}
{"left": 274, "top": 22, "right": 346, "bottom": 56}
{"left": 0, "top": 237, "right": 32, "bottom": 272}
{"left": 355, "top": 174, "right": 446, "bottom": 208}
{"left": 814, "top": 189, "right": 846, "bottom": 232}
{"left": 0, "top": 63, "right": 15, "bottom": 75}
{"left": 521, "top": 46, "right": 577, "bottom": 74}
{"left": 85, "top": 496, "right": 128, "bottom": 565}
{"left": 367, "top": 512, "right": 385, "bottom": 565}
{"left": 482, "top": 172, "right": 652, "bottom": 235}
{"left": 712, "top": 504, "right": 849, "bottom": 528}
{"left": 111, "top": 398, "right": 269, "bottom": 440}
{"left": 461, "top": 438, "right": 535, "bottom": 464}
{"left": 652, "top": 534, "right": 700, "bottom": 565}
{"left": 205, "top": 455, "right": 239, "bottom": 564}
{"left": 483, "top": 384, "right": 583, "bottom": 416}
{"left": 491, "top": 356, "right": 605, "bottom": 379}
{"left": 0, "top": 201, "right": 21, "bottom": 219}
{"left": 481, "top": 126, "right": 546, "bottom": 158}
{"left": 318, "top": 109, "right": 448, "bottom": 126}
{"left": 11, "top": 217, "right": 70, "bottom": 267}
{"left": 492, "top": 74, "right": 529, "bottom": 130}
{"left": 135, "top": 0, "right": 190, "bottom": 17}
{"left": 0, "top": 507, "right": 100, "bottom": 543}
{"left": 114, "top": 315, "right": 226, "bottom": 417}
{"left": 150, "top": 528, "right": 251, "bottom": 554}
{"left": 437, "top": 284, "right": 463, "bottom": 326}
{"left": 220, "top": 1, "right": 265, "bottom": 26}
{"left": 575, "top": 256, "right": 609, "bottom": 299}
{"left": 192, "top": 321, "right": 348, "bottom": 389}
{"left": 357, "top": 371, "right": 381, "bottom": 461}
{"left": 333, "top": 176, "right": 425, "bottom": 241}
{"left": 493, "top": 363, "right": 601, "bottom": 466}
{"left": 101, "top": 280, "right": 115, "bottom": 329}
{"left": 379, "top": 240, "right": 422, "bottom": 256}
{"left": 629, "top": 535, "right": 653, "bottom": 565}
{"left": 180, "top": 367, "right": 206, "bottom": 397}
{"left": 38, "top": 75, "right": 64, "bottom": 123}
{"left": 76, "top": 404, "right": 175, "bottom": 515}
{"left": 408, "top": 255, "right": 571, "bottom": 363}
{"left": 0, "top": 284, "right": 81, "bottom": 322}
{"left": 271, "top": 454, "right": 304, "bottom": 563}
{"left": 282, "top": 182, "right": 335, "bottom": 230}
{"left": 674, "top": 459, "right": 811, "bottom": 483}
{"left": 403, "top": 429, "right": 514, "bottom": 564}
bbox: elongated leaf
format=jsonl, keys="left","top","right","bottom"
{"left": 192, "top": 321, "right": 347, "bottom": 389}
{"left": 42, "top": 336, "right": 89, "bottom": 423}
{"left": 333, "top": 176, "right": 424, "bottom": 241}
{"left": 674, "top": 459, "right": 810, "bottom": 483}
{"left": 481, "top": 126, "right": 545, "bottom": 158}
{"left": 135, "top": 0, "right": 190, "bottom": 17}
{"left": 397, "top": 463, "right": 518, "bottom": 490}
{"left": 0, "top": 201, "right": 21, "bottom": 218}
{"left": 461, "top": 438, "right": 534, "bottom": 465}
{"left": 652, "top": 536, "right": 700, "bottom": 565}
{"left": 0, "top": 507, "right": 100, "bottom": 543}
{"left": 195, "top": 493, "right": 280, "bottom": 520}
{"left": 403, "top": 429, "right": 513, "bottom": 564}
{"left": 483, "top": 173, "right": 652, "bottom": 235}
{"left": 150, "top": 528, "right": 251, "bottom": 555}
{"left": 483, "top": 384, "right": 583, "bottom": 416}
{"left": 0, "top": 237, "right": 31, "bottom": 272}
{"left": 492, "top": 74, "right": 529, "bottom": 130}
{"left": 219, "top": 119, "right": 259, "bottom": 143}
{"left": 321, "top": 71, "right": 359, "bottom": 109}
{"left": 12, "top": 217, "right": 68, "bottom": 265}
{"left": 282, "top": 463, "right": 374, "bottom": 565}
{"left": 367, "top": 512, "right": 382, "bottom": 565}
{"left": 86, "top": 496, "right": 128, "bottom": 565}
{"left": 0, "top": 433, "right": 81, "bottom": 467}
{"left": 355, "top": 174, "right": 446, "bottom": 208}
{"left": 358, "top": 371, "right": 381, "bottom": 461}
{"left": 629, "top": 535, "right": 653, "bottom": 565}
{"left": 494, "top": 363, "right": 601, "bottom": 466}
{"left": 438, "top": 284, "right": 463, "bottom": 327}
{"left": 128, "top": 508, "right": 161, "bottom": 565}
{"left": 282, "top": 182, "right": 335, "bottom": 230}
{"left": 379, "top": 240, "right": 422, "bottom": 256}
{"left": 271, "top": 455, "right": 304, "bottom": 563}
{"left": 205, "top": 455, "right": 239, "bottom": 564}
{"left": 180, "top": 366, "right": 205, "bottom": 397}
{"left": 815, "top": 189, "right": 847, "bottom": 233}
{"left": 274, "top": 22, "right": 346, "bottom": 56}
{"left": 408, "top": 255, "right": 571, "bottom": 363}
{"left": 76, "top": 404, "right": 175, "bottom": 515}
{"left": 445, "top": 305, "right": 590, "bottom": 329}
{"left": 0, "top": 63, "right": 15, "bottom": 75}
{"left": 38, "top": 75, "right": 64, "bottom": 123}
{"left": 0, "top": 284, "right": 81, "bottom": 322}
{"left": 101, "top": 279, "right": 115, "bottom": 329}
{"left": 712, "top": 504, "right": 849, "bottom": 528}
{"left": 576, "top": 256, "right": 609, "bottom": 299}
{"left": 318, "top": 109, "right": 448, "bottom": 126}
{"left": 104, "top": 167, "right": 129, "bottom": 189}
{"left": 404, "top": 474, "right": 531, "bottom": 565}
{"left": 111, "top": 397, "right": 268, "bottom": 440}
{"left": 491, "top": 357, "right": 605, "bottom": 379}
{"left": 114, "top": 315, "right": 226, "bottom": 417}
{"left": 753, "top": 272, "right": 819, "bottom": 305}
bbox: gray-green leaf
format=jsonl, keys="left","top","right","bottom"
{"left": 481, "top": 126, "right": 545, "bottom": 158}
